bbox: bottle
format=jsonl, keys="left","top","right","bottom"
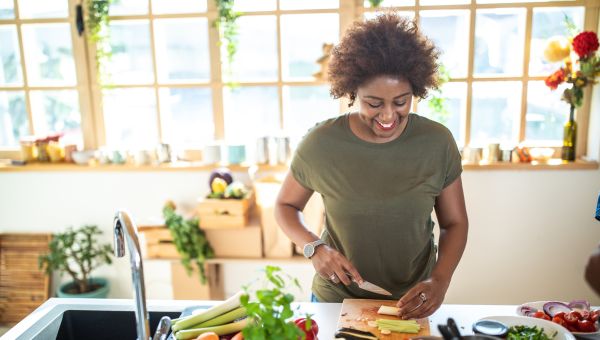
{"left": 561, "top": 105, "right": 577, "bottom": 162}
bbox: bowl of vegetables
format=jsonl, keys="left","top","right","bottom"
{"left": 516, "top": 300, "right": 599, "bottom": 339}
{"left": 476, "top": 315, "right": 575, "bottom": 340}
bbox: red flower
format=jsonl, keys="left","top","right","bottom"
{"left": 545, "top": 68, "right": 566, "bottom": 90}
{"left": 572, "top": 31, "right": 599, "bottom": 58}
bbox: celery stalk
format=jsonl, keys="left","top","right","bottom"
{"left": 174, "top": 319, "right": 248, "bottom": 340}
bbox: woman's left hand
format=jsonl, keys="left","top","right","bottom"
{"left": 395, "top": 276, "right": 450, "bottom": 319}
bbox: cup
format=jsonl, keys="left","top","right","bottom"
{"left": 256, "top": 137, "right": 271, "bottom": 165}
{"left": 276, "top": 136, "right": 291, "bottom": 165}
{"left": 486, "top": 143, "right": 501, "bottom": 163}
{"left": 228, "top": 144, "right": 246, "bottom": 164}
{"left": 464, "top": 147, "right": 483, "bottom": 164}
{"left": 203, "top": 144, "right": 222, "bottom": 164}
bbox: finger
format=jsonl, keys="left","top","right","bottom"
{"left": 341, "top": 261, "right": 363, "bottom": 284}
{"left": 403, "top": 302, "right": 434, "bottom": 320}
{"left": 334, "top": 267, "right": 353, "bottom": 286}
{"left": 399, "top": 297, "right": 424, "bottom": 318}
{"left": 397, "top": 285, "right": 424, "bottom": 308}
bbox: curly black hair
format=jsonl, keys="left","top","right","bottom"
{"left": 328, "top": 13, "right": 440, "bottom": 107}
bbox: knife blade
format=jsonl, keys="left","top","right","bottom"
{"left": 344, "top": 272, "right": 392, "bottom": 296}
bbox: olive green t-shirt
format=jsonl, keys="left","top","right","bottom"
{"left": 291, "top": 113, "right": 462, "bottom": 302}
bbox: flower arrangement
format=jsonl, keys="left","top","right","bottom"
{"left": 544, "top": 30, "right": 600, "bottom": 107}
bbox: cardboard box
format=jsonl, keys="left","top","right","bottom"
{"left": 197, "top": 192, "right": 255, "bottom": 229}
{"left": 170, "top": 261, "right": 211, "bottom": 300}
{"left": 205, "top": 223, "right": 263, "bottom": 258}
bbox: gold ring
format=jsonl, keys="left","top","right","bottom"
{"left": 419, "top": 292, "right": 427, "bottom": 303}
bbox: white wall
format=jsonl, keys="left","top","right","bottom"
{"left": 1, "top": 164, "right": 600, "bottom": 304}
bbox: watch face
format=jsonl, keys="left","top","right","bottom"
{"left": 303, "top": 244, "right": 314, "bottom": 258}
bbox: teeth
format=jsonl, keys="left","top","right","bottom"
{"left": 377, "top": 120, "right": 394, "bottom": 128}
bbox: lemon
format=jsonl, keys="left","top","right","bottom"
{"left": 211, "top": 177, "right": 228, "bottom": 194}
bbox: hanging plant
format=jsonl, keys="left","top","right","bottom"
{"left": 214, "top": 0, "right": 241, "bottom": 78}
{"left": 368, "top": 0, "right": 384, "bottom": 8}
{"left": 428, "top": 63, "right": 451, "bottom": 125}
{"left": 86, "top": 0, "right": 113, "bottom": 85}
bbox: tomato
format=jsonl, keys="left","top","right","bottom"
{"left": 580, "top": 310, "right": 591, "bottom": 320}
{"left": 532, "top": 311, "right": 551, "bottom": 321}
{"left": 590, "top": 310, "right": 600, "bottom": 323}
{"left": 554, "top": 312, "right": 567, "bottom": 320}
{"left": 564, "top": 311, "right": 582, "bottom": 326}
{"left": 552, "top": 316, "right": 568, "bottom": 328}
{"left": 578, "top": 319, "right": 597, "bottom": 333}
{"left": 294, "top": 318, "right": 319, "bottom": 340}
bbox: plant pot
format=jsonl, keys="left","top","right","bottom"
{"left": 57, "top": 277, "right": 110, "bottom": 298}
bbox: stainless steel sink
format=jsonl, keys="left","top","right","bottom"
{"left": 2, "top": 299, "right": 211, "bottom": 340}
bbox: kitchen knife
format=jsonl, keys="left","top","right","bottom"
{"left": 344, "top": 272, "right": 392, "bottom": 296}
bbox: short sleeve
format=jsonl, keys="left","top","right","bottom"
{"left": 290, "top": 147, "right": 314, "bottom": 191}
{"left": 443, "top": 137, "right": 463, "bottom": 189}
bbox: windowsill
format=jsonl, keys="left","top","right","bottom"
{"left": 0, "top": 159, "right": 597, "bottom": 172}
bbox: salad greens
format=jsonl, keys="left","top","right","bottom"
{"left": 507, "top": 325, "right": 557, "bottom": 340}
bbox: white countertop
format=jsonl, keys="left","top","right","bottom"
{"left": 2, "top": 298, "right": 520, "bottom": 339}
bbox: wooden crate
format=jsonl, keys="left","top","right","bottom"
{"left": 196, "top": 192, "right": 255, "bottom": 229}
{"left": 139, "top": 226, "right": 179, "bottom": 259}
{"left": 0, "top": 233, "right": 51, "bottom": 325}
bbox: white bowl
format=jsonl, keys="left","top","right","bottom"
{"left": 71, "top": 150, "right": 95, "bottom": 165}
{"left": 516, "top": 301, "right": 600, "bottom": 339}
{"left": 477, "top": 315, "right": 575, "bottom": 340}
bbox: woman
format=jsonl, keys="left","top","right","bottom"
{"left": 275, "top": 13, "right": 468, "bottom": 319}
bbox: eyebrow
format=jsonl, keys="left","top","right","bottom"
{"left": 363, "top": 92, "right": 412, "bottom": 100}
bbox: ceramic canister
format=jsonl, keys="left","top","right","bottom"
{"left": 203, "top": 144, "right": 222, "bottom": 164}
{"left": 228, "top": 144, "right": 246, "bottom": 164}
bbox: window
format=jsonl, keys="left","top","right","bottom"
{"left": 0, "top": 0, "right": 88, "bottom": 151}
{"left": 0, "top": 0, "right": 598, "bottom": 162}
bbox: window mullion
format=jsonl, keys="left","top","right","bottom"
{"left": 148, "top": 2, "right": 163, "bottom": 143}
{"left": 518, "top": 7, "right": 533, "bottom": 144}
{"left": 207, "top": 0, "right": 225, "bottom": 140}
{"left": 12, "top": 0, "right": 34, "bottom": 137}
{"left": 464, "top": 0, "right": 477, "bottom": 148}
{"left": 276, "top": 1, "right": 284, "bottom": 131}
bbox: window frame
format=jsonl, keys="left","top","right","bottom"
{"left": 0, "top": 0, "right": 598, "bottom": 162}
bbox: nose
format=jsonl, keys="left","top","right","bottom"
{"left": 379, "top": 104, "right": 395, "bottom": 121}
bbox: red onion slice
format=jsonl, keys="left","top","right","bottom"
{"left": 518, "top": 305, "right": 537, "bottom": 317}
{"left": 568, "top": 300, "right": 591, "bottom": 311}
{"left": 543, "top": 301, "right": 572, "bottom": 317}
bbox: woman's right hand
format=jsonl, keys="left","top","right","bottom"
{"left": 311, "top": 245, "right": 364, "bottom": 286}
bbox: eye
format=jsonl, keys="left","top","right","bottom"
{"left": 394, "top": 101, "right": 407, "bottom": 106}
{"left": 368, "top": 102, "right": 381, "bottom": 108}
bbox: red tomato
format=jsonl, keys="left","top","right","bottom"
{"left": 532, "top": 311, "right": 551, "bottom": 321}
{"left": 590, "top": 310, "right": 600, "bottom": 323}
{"left": 578, "top": 319, "right": 597, "bottom": 333}
{"left": 580, "top": 310, "right": 591, "bottom": 320}
{"left": 552, "top": 316, "right": 568, "bottom": 328}
{"left": 565, "top": 311, "right": 582, "bottom": 326}
{"left": 294, "top": 318, "right": 319, "bottom": 340}
{"left": 554, "top": 312, "right": 567, "bottom": 320}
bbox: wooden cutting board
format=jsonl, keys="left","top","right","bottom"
{"left": 336, "top": 299, "right": 430, "bottom": 339}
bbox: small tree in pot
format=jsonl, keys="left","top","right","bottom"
{"left": 39, "top": 225, "right": 113, "bottom": 297}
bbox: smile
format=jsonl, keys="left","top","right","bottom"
{"left": 375, "top": 118, "right": 398, "bottom": 131}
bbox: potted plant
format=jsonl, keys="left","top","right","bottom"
{"left": 39, "top": 225, "right": 113, "bottom": 298}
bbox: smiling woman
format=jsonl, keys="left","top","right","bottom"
{"left": 274, "top": 13, "right": 469, "bottom": 320}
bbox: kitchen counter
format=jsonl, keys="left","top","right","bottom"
{"left": 2, "top": 298, "right": 519, "bottom": 339}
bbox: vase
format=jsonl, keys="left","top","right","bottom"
{"left": 57, "top": 277, "right": 110, "bottom": 298}
{"left": 561, "top": 105, "right": 577, "bottom": 162}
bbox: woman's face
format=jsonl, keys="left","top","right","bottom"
{"left": 355, "top": 75, "right": 413, "bottom": 142}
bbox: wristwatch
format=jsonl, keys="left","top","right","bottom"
{"left": 303, "top": 239, "right": 325, "bottom": 259}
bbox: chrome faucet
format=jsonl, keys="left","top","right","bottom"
{"left": 114, "top": 211, "right": 151, "bottom": 340}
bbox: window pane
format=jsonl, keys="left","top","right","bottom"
{"left": 470, "top": 81, "right": 521, "bottom": 146}
{"left": 364, "top": 0, "right": 414, "bottom": 7}
{"left": 109, "top": 0, "right": 148, "bottom": 16}
{"left": 364, "top": 11, "right": 414, "bottom": 21}
{"left": 417, "top": 82, "right": 467, "bottom": 145}
{"left": 283, "top": 86, "right": 338, "bottom": 137}
{"left": 152, "top": 0, "right": 206, "bottom": 14}
{"left": 223, "top": 86, "right": 279, "bottom": 139}
{"left": 21, "top": 23, "right": 76, "bottom": 86}
{"left": 0, "top": 91, "right": 28, "bottom": 147}
{"left": 234, "top": 0, "right": 276, "bottom": 11}
{"left": 280, "top": 0, "right": 338, "bottom": 10}
{"left": 18, "top": 0, "right": 67, "bottom": 19}
{"left": 478, "top": 0, "right": 573, "bottom": 3}
{"left": 474, "top": 8, "right": 526, "bottom": 76}
{"left": 109, "top": 20, "right": 153, "bottom": 84}
{"left": 30, "top": 90, "right": 82, "bottom": 146}
{"left": 281, "top": 14, "right": 339, "bottom": 80}
{"left": 103, "top": 88, "right": 158, "bottom": 148}
{"left": 224, "top": 15, "right": 277, "bottom": 82}
{"left": 0, "top": 25, "right": 23, "bottom": 86}
{"left": 0, "top": 0, "right": 14, "bottom": 19}
{"left": 154, "top": 18, "right": 209, "bottom": 83}
{"left": 159, "top": 87, "right": 213, "bottom": 147}
{"left": 525, "top": 81, "right": 569, "bottom": 143}
{"left": 529, "top": 7, "right": 584, "bottom": 76}
{"left": 420, "top": 10, "right": 470, "bottom": 78}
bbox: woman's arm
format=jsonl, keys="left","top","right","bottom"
{"left": 275, "top": 172, "right": 363, "bottom": 286}
{"left": 397, "top": 176, "right": 468, "bottom": 318}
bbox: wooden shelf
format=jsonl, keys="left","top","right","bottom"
{"left": 205, "top": 256, "right": 309, "bottom": 265}
{"left": 0, "top": 159, "right": 597, "bottom": 172}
